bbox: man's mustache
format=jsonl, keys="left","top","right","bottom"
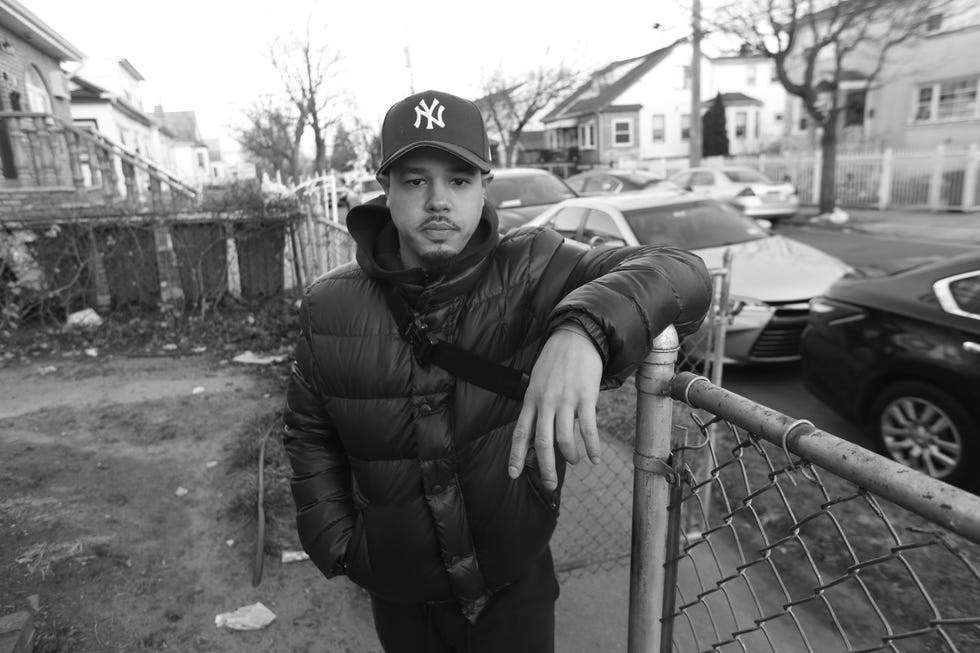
{"left": 422, "top": 217, "right": 459, "bottom": 230}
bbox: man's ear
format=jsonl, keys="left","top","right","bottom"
{"left": 377, "top": 173, "right": 390, "bottom": 193}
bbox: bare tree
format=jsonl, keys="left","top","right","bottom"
{"left": 269, "top": 19, "right": 342, "bottom": 175}
{"left": 478, "top": 65, "right": 582, "bottom": 168}
{"left": 709, "top": 0, "right": 946, "bottom": 212}
{"left": 235, "top": 96, "right": 306, "bottom": 181}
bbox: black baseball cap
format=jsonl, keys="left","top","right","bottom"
{"left": 377, "top": 90, "right": 492, "bottom": 175}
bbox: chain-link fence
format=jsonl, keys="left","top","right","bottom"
{"left": 627, "top": 327, "right": 980, "bottom": 652}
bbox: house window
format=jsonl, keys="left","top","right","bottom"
{"left": 915, "top": 78, "right": 979, "bottom": 122}
{"left": 754, "top": 111, "right": 760, "bottom": 138}
{"left": 747, "top": 66, "right": 757, "bottom": 86}
{"left": 25, "top": 66, "right": 52, "bottom": 114}
{"left": 926, "top": 13, "right": 943, "bottom": 32}
{"left": 651, "top": 114, "right": 665, "bottom": 142}
{"left": 681, "top": 114, "right": 690, "bottom": 140}
{"left": 578, "top": 122, "right": 596, "bottom": 149}
{"left": 735, "top": 111, "right": 747, "bottom": 138}
{"left": 612, "top": 119, "right": 633, "bottom": 146}
{"left": 915, "top": 86, "right": 933, "bottom": 121}
{"left": 197, "top": 151, "right": 207, "bottom": 169}
{"left": 844, "top": 89, "right": 866, "bottom": 126}
{"left": 679, "top": 65, "right": 691, "bottom": 90}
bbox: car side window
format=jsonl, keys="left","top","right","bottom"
{"left": 946, "top": 272, "right": 980, "bottom": 318}
{"left": 549, "top": 207, "right": 588, "bottom": 237}
{"left": 582, "top": 209, "right": 624, "bottom": 244}
{"left": 691, "top": 171, "right": 715, "bottom": 186}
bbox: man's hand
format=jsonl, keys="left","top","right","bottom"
{"left": 508, "top": 326, "right": 603, "bottom": 491}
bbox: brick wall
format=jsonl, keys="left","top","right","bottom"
{"left": 0, "top": 25, "right": 72, "bottom": 120}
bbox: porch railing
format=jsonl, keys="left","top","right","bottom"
{"left": 0, "top": 111, "right": 197, "bottom": 214}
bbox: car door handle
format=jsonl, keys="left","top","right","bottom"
{"left": 965, "top": 341, "right": 980, "bottom": 354}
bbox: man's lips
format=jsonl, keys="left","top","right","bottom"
{"left": 421, "top": 220, "right": 459, "bottom": 232}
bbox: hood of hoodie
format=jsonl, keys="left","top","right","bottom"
{"left": 345, "top": 200, "right": 500, "bottom": 303}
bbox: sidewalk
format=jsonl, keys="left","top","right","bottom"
{"left": 787, "top": 207, "right": 980, "bottom": 246}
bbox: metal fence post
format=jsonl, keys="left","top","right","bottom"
{"left": 628, "top": 325, "right": 679, "bottom": 653}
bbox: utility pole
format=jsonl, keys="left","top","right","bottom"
{"left": 404, "top": 47, "right": 415, "bottom": 94}
{"left": 690, "top": 0, "right": 703, "bottom": 166}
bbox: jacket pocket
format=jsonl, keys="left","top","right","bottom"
{"left": 523, "top": 448, "right": 563, "bottom": 518}
{"left": 344, "top": 511, "right": 372, "bottom": 583}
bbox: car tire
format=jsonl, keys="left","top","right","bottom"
{"left": 869, "top": 381, "right": 976, "bottom": 486}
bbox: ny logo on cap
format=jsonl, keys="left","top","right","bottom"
{"left": 413, "top": 98, "right": 446, "bottom": 130}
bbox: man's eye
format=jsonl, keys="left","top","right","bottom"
{"left": 405, "top": 178, "right": 425, "bottom": 187}
{"left": 451, "top": 178, "right": 471, "bottom": 186}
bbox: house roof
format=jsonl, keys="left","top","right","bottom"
{"left": 702, "top": 92, "right": 763, "bottom": 107}
{"left": 70, "top": 74, "right": 156, "bottom": 127}
{"left": 0, "top": 0, "right": 84, "bottom": 61}
{"left": 542, "top": 39, "right": 685, "bottom": 123}
{"left": 156, "top": 110, "right": 206, "bottom": 146}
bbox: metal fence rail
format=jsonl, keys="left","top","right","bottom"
{"left": 628, "top": 326, "right": 980, "bottom": 652}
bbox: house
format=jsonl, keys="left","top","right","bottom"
{"left": 153, "top": 106, "right": 211, "bottom": 190}
{"left": 541, "top": 39, "right": 790, "bottom": 168}
{"left": 708, "top": 53, "right": 788, "bottom": 153}
{"left": 782, "top": 0, "right": 980, "bottom": 150}
{"left": 542, "top": 40, "right": 703, "bottom": 167}
{"left": 0, "top": 0, "right": 82, "bottom": 189}
{"left": 0, "top": 0, "right": 196, "bottom": 220}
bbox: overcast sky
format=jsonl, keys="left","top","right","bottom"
{"left": 30, "top": 0, "right": 693, "bottom": 148}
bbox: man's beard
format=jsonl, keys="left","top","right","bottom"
{"left": 419, "top": 250, "right": 457, "bottom": 273}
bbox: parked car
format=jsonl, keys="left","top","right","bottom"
{"left": 347, "top": 175, "right": 385, "bottom": 208}
{"left": 486, "top": 167, "right": 578, "bottom": 233}
{"left": 521, "top": 193, "right": 851, "bottom": 363}
{"left": 670, "top": 166, "right": 799, "bottom": 220}
{"left": 800, "top": 251, "right": 980, "bottom": 486}
{"left": 564, "top": 168, "right": 679, "bottom": 196}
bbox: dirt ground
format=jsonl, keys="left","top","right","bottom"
{"left": 0, "top": 352, "right": 384, "bottom": 653}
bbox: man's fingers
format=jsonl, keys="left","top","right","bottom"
{"left": 578, "top": 402, "right": 602, "bottom": 465}
{"left": 555, "top": 405, "right": 579, "bottom": 465}
{"left": 509, "top": 404, "right": 535, "bottom": 479}
{"left": 535, "top": 410, "right": 558, "bottom": 491}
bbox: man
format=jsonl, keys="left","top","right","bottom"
{"left": 282, "top": 89, "right": 711, "bottom": 652}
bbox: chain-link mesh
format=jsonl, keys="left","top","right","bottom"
{"left": 553, "top": 264, "right": 732, "bottom": 579}
{"left": 654, "top": 373, "right": 980, "bottom": 653}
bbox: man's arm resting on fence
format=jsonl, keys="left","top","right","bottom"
{"left": 511, "top": 233, "right": 712, "bottom": 490}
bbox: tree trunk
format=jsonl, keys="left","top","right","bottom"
{"left": 819, "top": 127, "right": 837, "bottom": 214}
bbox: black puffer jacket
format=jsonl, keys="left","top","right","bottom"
{"left": 282, "top": 201, "right": 710, "bottom": 621}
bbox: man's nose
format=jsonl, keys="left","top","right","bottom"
{"left": 425, "top": 180, "right": 451, "bottom": 212}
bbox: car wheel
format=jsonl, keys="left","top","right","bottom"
{"left": 869, "top": 381, "right": 976, "bottom": 485}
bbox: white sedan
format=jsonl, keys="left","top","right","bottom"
{"left": 670, "top": 166, "right": 799, "bottom": 220}
{"left": 521, "top": 193, "right": 851, "bottom": 364}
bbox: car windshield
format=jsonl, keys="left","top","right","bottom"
{"left": 623, "top": 200, "right": 769, "bottom": 249}
{"left": 486, "top": 174, "right": 576, "bottom": 208}
{"left": 722, "top": 168, "right": 772, "bottom": 183}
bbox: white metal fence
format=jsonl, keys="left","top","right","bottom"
{"left": 539, "top": 144, "right": 980, "bottom": 212}
{"left": 730, "top": 145, "right": 980, "bottom": 212}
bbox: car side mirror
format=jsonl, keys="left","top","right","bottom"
{"left": 683, "top": 185, "right": 693, "bottom": 192}
{"left": 754, "top": 218, "right": 773, "bottom": 231}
